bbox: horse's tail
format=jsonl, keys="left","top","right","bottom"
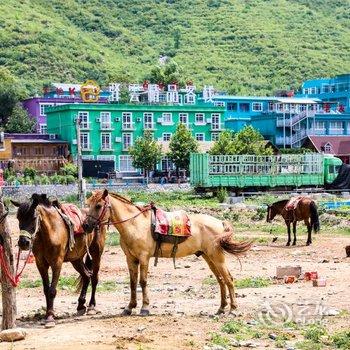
{"left": 218, "top": 221, "right": 252, "bottom": 255}
{"left": 310, "top": 201, "right": 320, "bottom": 233}
{"left": 75, "top": 254, "right": 93, "bottom": 293}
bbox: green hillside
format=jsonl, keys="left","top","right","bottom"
{"left": 1, "top": 0, "right": 350, "bottom": 95}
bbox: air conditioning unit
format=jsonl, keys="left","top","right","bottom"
{"left": 49, "top": 134, "right": 56, "bottom": 140}
{"left": 72, "top": 139, "right": 77, "bottom": 145}
{"left": 136, "top": 117, "right": 142, "bottom": 122}
{"left": 206, "top": 118, "right": 212, "bottom": 123}
{"left": 115, "top": 137, "right": 122, "bottom": 143}
{"left": 157, "top": 118, "right": 163, "bottom": 123}
{"left": 115, "top": 117, "right": 120, "bottom": 122}
{"left": 96, "top": 117, "right": 101, "bottom": 122}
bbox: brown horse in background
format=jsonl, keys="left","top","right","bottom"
{"left": 82, "top": 189, "right": 252, "bottom": 316}
{"left": 12, "top": 194, "right": 106, "bottom": 327}
{"left": 267, "top": 197, "right": 320, "bottom": 246}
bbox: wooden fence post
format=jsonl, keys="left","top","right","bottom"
{"left": 0, "top": 192, "right": 17, "bottom": 330}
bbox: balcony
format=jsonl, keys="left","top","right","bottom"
{"left": 100, "top": 124, "right": 114, "bottom": 131}
{"left": 329, "top": 129, "right": 344, "bottom": 135}
{"left": 276, "top": 118, "right": 292, "bottom": 127}
{"left": 122, "top": 123, "right": 135, "bottom": 131}
{"left": 100, "top": 145, "right": 114, "bottom": 151}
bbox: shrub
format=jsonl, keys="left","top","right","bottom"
{"left": 217, "top": 187, "right": 228, "bottom": 203}
{"left": 50, "top": 173, "right": 60, "bottom": 184}
{"left": 23, "top": 167, "right": 37, "bottom": 179}
{"left": 3, "top": 168, "right": 15, "bottom": 179}
{"left": 332, "top": 330, "right": 350, "bottom": 349}
{"left": 65, "top": 175, "right": 76, "bottom": 184}
{"left": 60, "top": 163, "right": 78, "bottom": 177}
{"left": 303, "top": 323, "right": 327, "bottom": 343}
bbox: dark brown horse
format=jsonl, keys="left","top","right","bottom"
{"left": 267, "top": 197, "right": 320, "bottom": 246}
{"left": 11, "top": 194, "right": 106, "bottom": 327}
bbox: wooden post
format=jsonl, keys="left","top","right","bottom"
{"left": 0, "top": 192, "right": 17, "bottom": 329}
{"left": 76, "top": 115, "right": 84, "bottom": 207}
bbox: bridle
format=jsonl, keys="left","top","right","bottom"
{"left": 85, "top": 195, "right": 154, "bottom": 229}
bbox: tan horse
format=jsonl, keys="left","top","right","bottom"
{"left": 82, "top": 189, "right": 251, "bottom": 316}
{"left": 12, "top": 194, "right": 106, "bottom": 327}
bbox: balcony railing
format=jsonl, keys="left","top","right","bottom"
{"left": 329, "top": 129, "right": 344, "bottom": 135}
{"left": 100, "top": 124, "right": 113, "bottom": 130}
{"left": 275, "top": 137, "right": 291, "bottom": 145}
{"left": 81, "top": 143, "right": 93, "bottom": 151}
{"left": 100, "top": 145, "right": 113, "bottom": 151}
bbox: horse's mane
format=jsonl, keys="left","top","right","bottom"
{"left": 109, "top": 192, "right": 134, "bottom": 205}
{"left": 272, "top": 199, "right": 289, "bottom": 206}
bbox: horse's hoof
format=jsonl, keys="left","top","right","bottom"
{"left": 87, "top": 306, "right": 100, "bottom": 315}
{"left": 76, "top": 307, "right": 87, "bottom": 316}
{"left": 44, "top": 316, "right": 56, "bottom": 328}
{"left": 306, "top": 242, "right": 312, "bottom": 246}
{"left": 140, "top": 309, "right": 150, "bottom": 317}
{"left": 216, "top": 308, "right": 225, "bottom": 315}
{"left": 121, "top": 308, "right": 132, "bottom": 316}
{"left": 286, "top": 242, "right": 291, "bottom": 246}
{"left": 292, "top": 242, "right": 296, "bottom": 246}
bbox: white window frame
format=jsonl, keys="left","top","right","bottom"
{"left": 214, "top": 101, "right": 225, "bottom": 107}
{"left": 144, "top": 113, "right": 154, "bottom": 129}
{"left": 195, "top": 133, "right": 205, "bottom": 141}
{"left": 122, "top": 112, "right": 133, "bottom": 129}
{"left": 39, "top": 124, "right": 47, "bottom": 134}
{"left": 211, "top": 133, "right": 219, "bottom": 141}
{"left": 162, "top": 133, "right": 172, "bottom": 141}
{"left": 101, "top": 132, "right": 112, "bottom": 150}
{"left": 78, "top": 111, "right": 90, "bottom": 129}
{"left": 162, "top": 113, "right": 173, "bottom": 125}
{"left": 184, "top": 94, "right": 195, "bottom": 105}
{"left": 122, "top": 133, "right": 133, "bottom": 151}
{"left": 313, "top": 121, "right": 325, "bottom": 133}
{"left": 39, "top": 103, "right": 55, "bottom": 116}
{"left": 195, "top": 113, "right": 205, "bottom": 125}
{"left": 211, "top": 113, "right": 221, "bottom": 130}
{"left": 100, "top": 112, "right": 112, "bottom": 130}
{"left": 324, "top": 143, "right": 333, "bottom": 153}
{"left": 252, "top": 102, "right": 263, "bottom": 112}
{"left": 97, "top": 155, "right": 116, "bottom": 161}
{"left": 80, "top": 132, "right": 90, "bottom": 150}
{"left": 179, "top": 113, "right": 189, "bottom": 127}
{"left": 161, "top": 157, "right": 174, "bottom": 172}
{"left": 119, "top": 155, "right": 136, "bottom": 172}
{"left": 329, "top": 121, "right": 344, "bottom": 135}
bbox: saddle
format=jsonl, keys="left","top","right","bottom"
{"left": 151, "top": 207, "right": 191, "bottom": 268}
{"left": 285, "top": 196, "right": 304, "bottom": 211}
{"left": 52, "top": 201, "right": 86, "bottom": 251}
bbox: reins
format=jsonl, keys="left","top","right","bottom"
{"left": 0, "top": 209, "right": 34, "bottom": 287}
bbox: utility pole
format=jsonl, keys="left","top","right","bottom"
{"left": 76, "top": 116, "right": 84, "bottom": 207}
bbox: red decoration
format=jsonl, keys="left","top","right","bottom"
{"left": 287, "top": 90, "right": 294, "bottom": 97}
{"left": 338, "top": 104, "right": 345, "bottom": 113}
{"left": 324, "top": 103, "right": 330, "bottom": 113}
{"left": 56, "top": 87, "right": 63, "bottom": 95}
{"left": 69, "top": 87, "right": 75, "bottom": 96}
{"left": 43, "top": 86, "right": 50, "bottom": 94}
{"left": 158, "top": 82, "right": 165, "bottom": 90}
{"left": 143, "top": 80, "right": 149, "bottom": 90}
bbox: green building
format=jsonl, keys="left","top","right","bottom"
{"left": 46, "top": 103, "right": 224, "bottom": 173}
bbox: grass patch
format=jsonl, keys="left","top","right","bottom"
{"left": 20, "top": 279, "right": 42, "bottom": 289}
{"left": 235, "top": 277, "right": 271, "bottom": 289}
{"left": 202, "top": 276, "right": 217, "bottom": 285}
{"left": 210, "top": 332, "right": 230, "bottom": 348}
{"left": 106, "top": 231, "right": 120, "bottom": 246}
{"left": 221, "top": 320, "right": 263, "bottom": 341}
{"left": 302, "top": 323, "right": 327, "bottom": 343}
{"left": 295, "top": 340, "right": 323, "bottom": 350}
{"left": 332, "top": 330, "right": 350, "bottom": 349}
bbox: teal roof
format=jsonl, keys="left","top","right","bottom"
{"left": 213, "top": 95, "right": 277, "bottom": 101}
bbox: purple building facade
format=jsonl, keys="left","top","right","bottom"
{"left": 23, "top": 83, "right": 109, "bottom": 133}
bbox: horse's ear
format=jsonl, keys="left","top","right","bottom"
{"left": 31, "top": 193, "right": 40, "bottom": 202}
{"left": 10, "top": 200, "right": 21, "bottom": 207}
{"left": 102, "top": 189, "right": 108, "bottom": 200}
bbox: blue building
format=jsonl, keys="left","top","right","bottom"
{"left": 213, "top": 74, "right": 350, "bottom": 149}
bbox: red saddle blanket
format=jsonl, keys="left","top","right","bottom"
{"left": 60, "top": 203, "right": 85, "bottom": 235}
{"left": 154, "top": 208, "right": 191, "bottom": 237}
{"left": 285, "top": 196, "right": 304, "bottom": 211}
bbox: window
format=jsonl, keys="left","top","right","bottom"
{"left": 39, "top": 124, "right": 47, "bottom": 134}
{"left": 211, "top": 113, "right": 221, "bottom": 130}
{"left": 122, "top": 133, "right": 133, "bottom": 150}
{"left": 162, "top": 113, "right": 172, "bottom": 124}
{"left": 78, "top": 111, "right": 89, "bottom": 129}
{"left": 39, "top": 103, "right": 54, "bottom": 116}
{"left": 119, "top": 155, "right": 136, "bottom": 172}
{"left": 35, "top": 147, "right": 44, "bottom": 156}
{"left": 227, "top": 102, "right": 237, "bottom": 111}
{"left": 161, "top": 157, "right": 174, "bottom": 171}
{"left": 196, "top": 133, "right": 205, "bottom": 141}
{"left": 252, "top": 102, "right": 263, "bottom": 112}
{"left": 211, "top": 133, "right": 219, "bottom": 141}
{"left": 324, "top": 143, "right": 333, "bottom": 153}
{"left": 179, "top": 113, "right": 188, "bottom": 126}
{"left": 329, "top": 121, "right": 344, "bottom": 135}
{"left": 314, "top": 121, "right": 325, "bottom": 133}
{"left": 162, "top": 133, "right": 172, "bottom": 141}
{"left": 80, "top": 132, "right": 90, "bottom": 150}
{"left": 144, "top": 113, "right": 154, "bottom": 129}
{"left": 101, "top": 133, "right": 112, "bottom": 150}
{"left": 239, "top": 103, "right": 250, "bottom": 112}
{"left": 214, "top": 101, "right": 225, "bottom": 107}
{"left": 100, "top": 112, "right": 111, "bottom": 129}
{"left": 195, "top": 113, "right": 205, "bottom": 125}
{"left": 122, "top": 112, "right": 133, "bottom": 129}
{"left": 268, "top": 102, "right": 275, "bottom": 112}
{"left": 184, "top": 94, "right": 195, "bottom": 104}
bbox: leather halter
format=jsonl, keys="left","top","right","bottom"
{"left": 86, "top": 195, "right": 154, "bottom": 229}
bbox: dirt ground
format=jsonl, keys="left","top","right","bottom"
{"left": 1, "top": 215, "right": 350, "bottom": 350}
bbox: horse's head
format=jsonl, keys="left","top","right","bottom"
{"left": 82, "top": 189, "right": 110, "bottom": 233}
{"left": 11, "top": 193, "right": 50, "bottom": 250}
{"left": 266, "top": 204, "right": 277, "bottom": 223}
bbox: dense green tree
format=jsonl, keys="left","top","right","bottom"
{"left": 147, "top": 59, "right": 182, "bottom": 85}
{"left": 168, "top": 123, "right": 198, "bottom": 174}
{"left": 210, "top": 126, "right": 273, "bottom": 155}
{"left": 0, "top": 68, "right": 24, "bottom": 126}
{"left": 129, "top": 131, "right": 162, "bottom": 183}
{"left": 5, "top": 103, "right": 35, "bottom": 133}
